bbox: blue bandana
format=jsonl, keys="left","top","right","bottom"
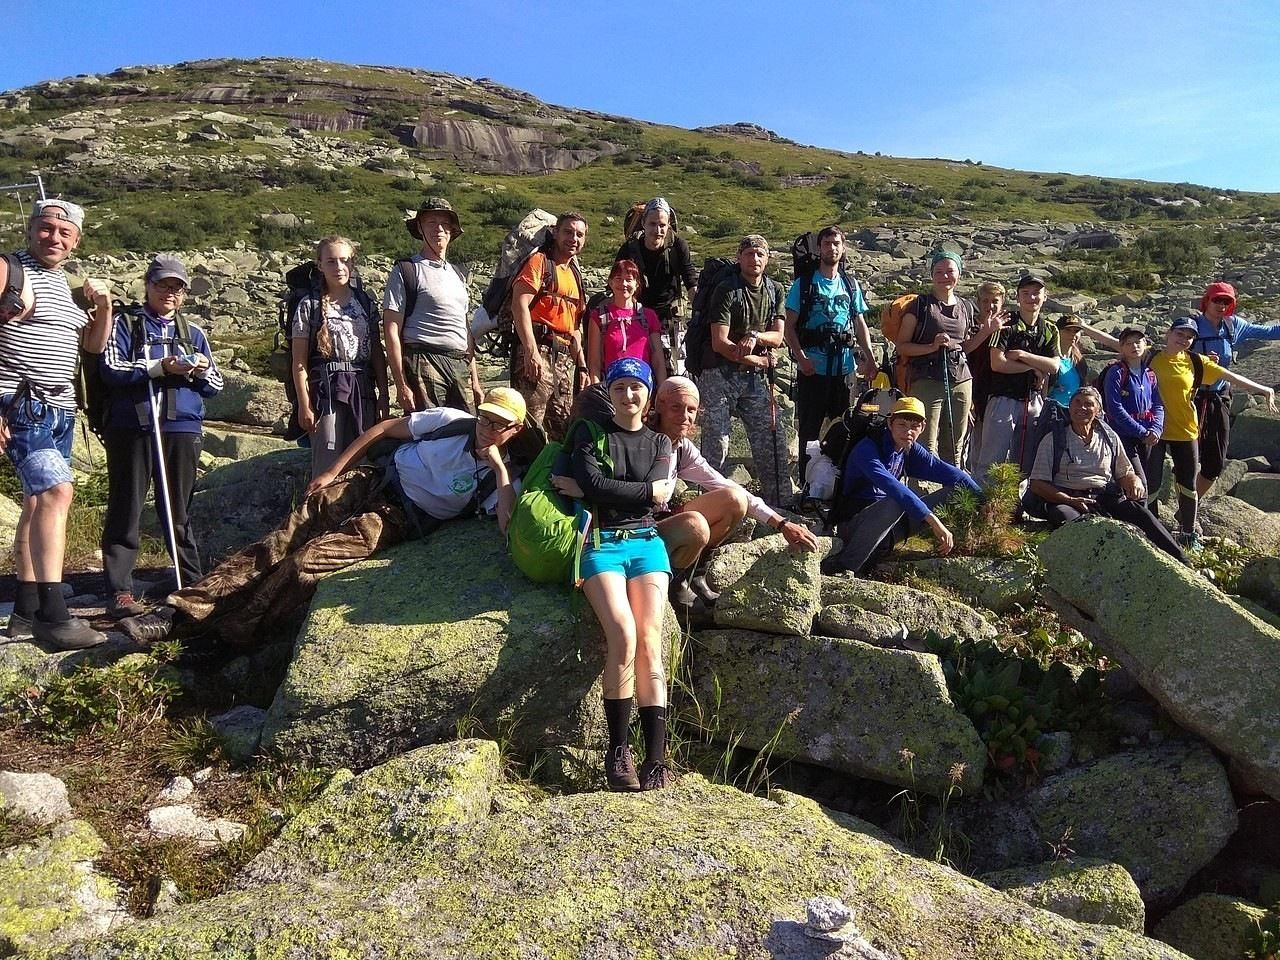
{"left": 605, "top": 357, "right": 653, "bottom": 393}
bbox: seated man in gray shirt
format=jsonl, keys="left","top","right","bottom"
{"left": 384, "top": 198, "right": 481, "bottom": 414}
{"left": 1025, "top": 386, "right": 1184, "bottom": 562}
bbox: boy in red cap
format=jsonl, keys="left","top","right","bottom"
{"left": 1191, "top": 281, "right": 1280, "bottom": 494}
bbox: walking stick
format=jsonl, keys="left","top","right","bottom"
{"left": 146, "top": 379, "right": 184, "bottom": 591}
{"left": 766, "top": 354, "right": 783, "bottom": 507}
{"left": 941, "top": 341, "right": 956, "bottom": 463}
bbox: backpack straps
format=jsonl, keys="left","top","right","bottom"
{"left": 395, "top": 258, "right": 419, "bottom": 320}
{"left": 1189, "top": 350, "right": 1205, "bottom": 390}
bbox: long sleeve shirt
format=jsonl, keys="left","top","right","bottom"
{"left": 841, "top": 430, "right": 981, "bottom": 523}
{"left": 667, "top": 436, "right": 780, "bottom": 526}
{"left": 570, "top": 419, "right": 673, "bottom": 531}
{"left": 1101, "top": 359, "right": 1164, "bottom": 439}
{"left": 1192, "top": 313, "right": 1280, "bottom": 392}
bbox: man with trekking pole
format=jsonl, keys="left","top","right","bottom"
{"left": 99, "top": 255, "right": 223, "bottom": 618}
{"left": 784, "top": 225, "right": 876, "bottom": 497}
{"left": 696, "top": 235, "right": 790, "bottom": 508}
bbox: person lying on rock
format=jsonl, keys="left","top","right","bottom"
{"left": 561, "top": 358, "right": 675, "bottom": 792}
{"left": 119, "top": 388, "right": 527, "bottom": 646}
{"left": 821, "top": 396, "right": 982, "bottom": 576}
{"left": 552, "top": 376, "right": 819, "bottom": 606}
{"left": 1024, "top": 387, "right": 1186, "bottom": 563}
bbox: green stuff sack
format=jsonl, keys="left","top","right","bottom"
{"left": 508, "top": 419, "right": 609, "bottom": 585}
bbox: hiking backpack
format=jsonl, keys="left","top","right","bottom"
{"left": 789, "top": 231, "right": 867, "bottom": 353}
{"left": 1093, "top": 350, "right": 1201, "bottom": 407}
{"left": 78, "top": 302, "right": 195, "bottom": 441}
{"left": 821, "top": 384, "right": 903, "bottom": 528}
{"left": 472, "top": 209, "right": 586, "bottom": 360}
{"left": 683, "top": 256, "right": 775, "bottom": 378}
{"left": 878, "top": 293, "right": 929, "bottom": 392}
{"left": 507, "top": 417, "right": 610, "bottom": 585}
{"left": 1019, "top": 418, "right": 1122, "bottom": 520}
{"left": 273, "top": 261, "right": 380, "bottom": 441}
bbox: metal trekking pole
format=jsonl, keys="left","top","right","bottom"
{"left": 941, "top": 341, "right": 956, "bottom": 463}
{"left": 146, "top": 379, "right": 184, "bottom": 591}
{"left": 766, "top": 353, "right": 783, "bottom": 507}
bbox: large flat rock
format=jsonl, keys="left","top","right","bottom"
{"left": 691, "top": 629, "right": 986, "bottom": 795}
{"left": 260, "top": 522, "right": 679, "bottom": 768}
{"left": 59, "top": 748, "right": 1191, "bottom": 960}
{"left": 1040, "top": 518, "right": 1280, "bottom": 799}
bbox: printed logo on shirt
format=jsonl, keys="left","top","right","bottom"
{"left": 450, "top": 472, "right": 477, "bottom": 495}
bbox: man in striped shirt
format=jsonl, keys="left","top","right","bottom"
{"left": 0, "top": 199, "right": 113, "bottom": 650}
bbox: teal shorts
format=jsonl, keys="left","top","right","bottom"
{"left": 580, "top": 527, "right": 671, "bottom": 581}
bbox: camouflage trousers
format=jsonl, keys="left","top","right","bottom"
{"left": 403, "top": 347, "right": 473, "bottom": 414}
{"left": 695, "top": 364, "right": 791, "bottom": 508}
{"left": 169, "top": 466, "right": 408, "bottom": 648}
{"left": 512, "top": 340, "right": 576, "bottom": 442}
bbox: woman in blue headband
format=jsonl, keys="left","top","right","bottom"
{"left": 563, "top": 356, "right": 676, "bottom": 792}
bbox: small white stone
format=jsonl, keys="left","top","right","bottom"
{"left": 805, "top": 895, "right": 855, "bottom": 933}
{"left": 0, "top": 771, "right": 73, "bottom": 825}
{"left": 146, "top": 804, "right": 245, "bottom": 846}
{"left": 191, "top": 766, "right": 214, "bottom": 784}
{"left": 156, "top": 776, "right": 194, "bottom": 804}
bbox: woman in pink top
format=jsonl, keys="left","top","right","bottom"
{"left": 587, "top": 258, "right": 665, "bottom": 387}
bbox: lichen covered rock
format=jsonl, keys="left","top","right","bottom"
{"left": 1028, "top": 741, "right": 1237, "bottom": 904}
{"left": 261, "top": 523, "right": 679, "bottom": 768}
{"left": 1227, "top": 407, "right": 1280, "bottom": 465}
{"left": 1040, "top": 518, "right": 1280, "bottom": 798}
{"left": 980, "top": 858, "right": 1145, "bottom": 932}
{"left": 1197, "top": 495, "right": 1280, "bottom": 552}
{"left": 707, "top": 536, "right": 830, "bottom": 636}
{"left": 1153, "top": 893, "right": 1268, "bottom": 960}
{"left": 187, "top": 448, "right": 311, "bottom": 564}
{"left": 691, "top": 629, "right": 986, "bottom": 795}
{"left": 895, "top": 555, "right": 1039, "bottom": 614}
{"left": 1232, "top": 473, "right": 1280, "bottom": 513}
{"left": 241, "top": 739, "right": 502, "bottom": 885}
{"left": 812, "top": 605, "right": 906, "bottom": 645}
{"left": 58, "top": 762, "right": 1191, "bottom": 959}
{"left": 0, "top": 819, "right": 129, "bottom": 952}
{"left": 1240, "top": 554, "right": 1280, "bottom": 614}
{"left": 821, "top": 573, "right": 997, "bottom": 640}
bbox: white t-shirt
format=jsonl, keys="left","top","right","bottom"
{"left": 393, "top": 408, "right": 500, "bottom": 518}
{"left": 383, "top": 255, "right": 469, "bottom": 353}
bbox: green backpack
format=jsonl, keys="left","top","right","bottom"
{"left": 508, "top": 418, "right": 610, "bottom": 585}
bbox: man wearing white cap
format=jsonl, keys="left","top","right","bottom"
{"left": 0, "top": 199, "right": 113, "bottom": 650}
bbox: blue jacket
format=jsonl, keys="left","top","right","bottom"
{"left": 1101, "top": 359, "right": 1164, "bottom": 440}
{"left": 1192, "top": 313, "right": 1280, "bottom": 393}
{"left": 98, "top": 307, "right": 223, "bottom": 434}
{"left": 842, "top": 430, "right": 981, "bottom": 523}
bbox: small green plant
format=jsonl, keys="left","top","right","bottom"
{"left": 1189, "top": 536, "right": 1256, "bottom": 594}
{"left": 934, "top": 461, "right": 1027, "bottom": 556}
{"left": 13, "top": 653, "right": 181, "bottom": 742}
{"left": 891, "top": 749, "right": 971, "bottom": 868}
{"left": 1246, "top": 908, "right": 1280, "bottom": 960}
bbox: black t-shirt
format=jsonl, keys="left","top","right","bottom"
{"left": 988, "top": 313, "right": 1059, "bottom": 401}
{"left": 616, "top": 236, "right": 698, "bottom": 316}
{"left": 570, "top": 418, "right": 673, "bottom": 530}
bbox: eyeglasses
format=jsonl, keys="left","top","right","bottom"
{"left": 478, "top": 413, "right": 515, "bottom": 431}
{"left": 1210, "top": 297, "right": 1233, "bottom": 306}
{"left": 153, "top": 280, "right": 186, "bottom": 294}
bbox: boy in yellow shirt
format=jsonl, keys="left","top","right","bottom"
{"left": 1150, "top": 317, "right": 1274, "bottom": 545}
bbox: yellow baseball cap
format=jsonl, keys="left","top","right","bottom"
{"left": 891, "top": 396, "right": 927, "bottom": 420}
{"left": 478, "top": 386, "right": 526, "bottom": 425}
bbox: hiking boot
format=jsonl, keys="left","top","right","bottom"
{"left": 6, "top": 613, "right": 33, "bottom": 641}
{"left": 107, "top": 592, "right": 146, "bottom": 619}
{"left": 1177, "top": 532, "right": 1204, "bottom": 552}
{"left": 32, "top": 615, "right": 106, "bottom": 651}
{"left": 119, "top": 608, "right": 175, "bottom": 645}
{"left": 689, "top": 574, "right": 719, "bottom": 604}
{"left": 605, "top": 745, "right": 641, "bottom": 792}
{"left": 669, "top": 574, "right": 697, "bottom": 607}
{"left": 639, "top": 759, "right": 674, "bottom": 792}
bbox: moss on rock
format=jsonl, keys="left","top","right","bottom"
{"left": 187, "top": 448, "right": 311, "bottom": 564}
{"left": 896, "top": 556, "right": 1039, "bottom": 614}
{"left": 1153, "top": 893, "right": 1268, "bottom": 960}
{"left": 691, "top": 629, "right": 986, "bottom": 795}
{"left": 1198, "top": 495, "right": 1280, "bottom": 552}
{"left": 57, "top": 766, "right": 1192, "bottom": 959}
{"left": 1040, "top": 518, "right": 1280, "bottom": 799}
{"left": 241, "top": 739, "right": 503, "bottom": 885}
{"left": 1027, "top": 741, "right": 1237, "bottom": 905}
{"left": 821, "top": 573, "right": 997, "bottom": 641}
{"left": 812, "top": 604, "right": 906, "bottom": 644}
{"left": 980, "top": 858, "right": 1145, "bottom": 932}
{"left": 706, "top": 536, "right": 832, "bottom": 636}
{"left": 260, "top": 522, "right": 679, "bottom": 769}
{"left": 0, "top": 819, "right": 129, "bottom": 952}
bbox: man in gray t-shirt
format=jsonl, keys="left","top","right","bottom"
{"left": 383, "top": 197, "right": 480, "bottom": 414}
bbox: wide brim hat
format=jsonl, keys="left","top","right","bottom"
{"left": 406, "top": 197, "right": 463, "bottom": 239}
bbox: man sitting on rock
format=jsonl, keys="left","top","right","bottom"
{"left": 822, "top": 396, "right": 982, "bottom": 575}
{"left": 121, "top": 387, "right": 526, "bottom": 646}
{"left": 1025, "top": 386, "right": 1185, "bottom": 563}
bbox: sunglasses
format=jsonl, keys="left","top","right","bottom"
{"left": 1210, "top": 297, "right": 1233, "bottom": 306}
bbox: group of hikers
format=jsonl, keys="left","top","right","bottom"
{"left": 1, "top": 194, "right": 1277, "bottom": 792}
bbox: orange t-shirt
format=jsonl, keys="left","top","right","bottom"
{"left": 515, "top": 252, "right": 582, "bottom": 336}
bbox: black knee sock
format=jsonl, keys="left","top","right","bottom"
{"left": 603, "top": 696, "right": 633, "bottom": 751}
{"left": 14, "top": 581, "right": 38, "bottom": 619}
{"left": 36, "top": 582, "right": 69, "bottom": 623}
{"left": 638, "top": 705, "right": 667, "bottom": 765}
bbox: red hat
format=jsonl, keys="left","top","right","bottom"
{"left": 1201, "top": 282, "right": 1237, "bottom": 316}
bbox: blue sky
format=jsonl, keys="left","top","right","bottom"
{"left": 9, "top": 0, "right": 1279, "bottom": 192}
